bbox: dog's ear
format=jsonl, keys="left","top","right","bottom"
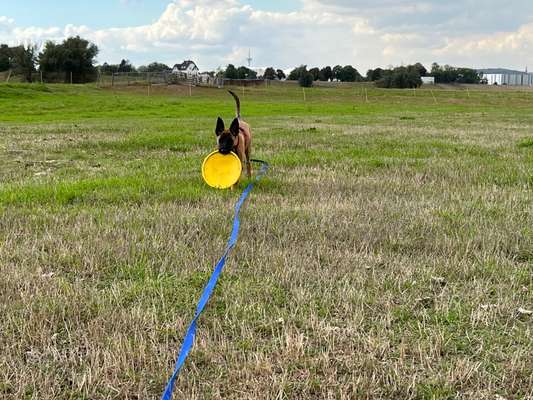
{"left": 229, "top": 118, "right": 240, "bottom": 137}
{"left": 215, "top": 117, "right": 224, "bottom": 136}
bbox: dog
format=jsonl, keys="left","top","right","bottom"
{"left": 215, "top": 90, "right": 252, "bottom": 180}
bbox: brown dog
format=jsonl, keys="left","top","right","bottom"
{"left": 215, "top": 90, "right": 252, "bottom": 179}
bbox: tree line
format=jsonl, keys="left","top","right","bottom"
{"left": 1, "top": 35, "right": 481, "bottom": 88}
{"left": 221, "top": 65, "right": 286, "bottom": 81}
{"left": 99, "top": 60, "right": 173, "bottom": 74}
{"left": 288, "top": 65, "right": 364, "bottom": 87}
{"left": 366, "top": 62, "right": 480, "bottom": 87}
{"left": 0, "top": 37, "right": 98, "bottom": 83}
{"left": 218, "top": 64, "right": 365, "bottom": 87}
{"left": 0, "top": 44, "right": 37, "bottom": 82}
{"left": 0, "top": 36, "right": 178, "bottom": 83}
{"left": 220, "top": 62, "right": 480, "bottom": 88}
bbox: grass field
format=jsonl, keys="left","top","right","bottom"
{"left": 0, "top": 82, "right": 531, "bottom": 399}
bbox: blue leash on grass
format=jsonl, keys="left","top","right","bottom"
{"left": 161, "top": 159, "right": 270, "bottom": 400}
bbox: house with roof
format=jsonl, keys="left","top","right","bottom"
{"left": 172, "top": 60, "right": 199, "bottom": 77}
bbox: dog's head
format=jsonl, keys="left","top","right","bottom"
{"left": 215, "top": 117, "right": 239, "bottom": 154}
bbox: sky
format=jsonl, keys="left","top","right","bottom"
{"left": 1, "top": 0, "right": 533, "bottom": 73}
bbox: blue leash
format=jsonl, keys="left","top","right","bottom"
{"left": 161, "top": 159, "right": 270, "bottom": 400}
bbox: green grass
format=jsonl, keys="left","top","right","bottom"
{"left": 0, "top": 82, "right": 531, "bottom": 399}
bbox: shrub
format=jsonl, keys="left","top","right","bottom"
{"left": 299, "top": 71, "right": 314, "bottom": 87}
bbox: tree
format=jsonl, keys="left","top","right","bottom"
{"left": 99, "top": 62, "right": 118, "bottom": 74}
{"left": 39, "top": 36, "right": 98, "bottom": 83}
{"left": 456, "top": 68, "right": 480, "bottom": 84}
{"left": 431, "top": 62, "right": 441, "bottom": 76}
{"left": 236, "top": 66, "right": 257, "bottom": 79}
{"left": 0, "top": 44, "right": 12, "bottom": 72}
{"left": 366, "top": 68, "right": 383, "bottom": 81}
{"left": 263, "top": 67, "right": 277, "bottom": 80}
{"left": 431, "top": 63, "right": 457, "bottom": 83}
{"left": 332, "top": 65, "right": 343, "bottom": 81}
{"left": 137, "top": 62, "right": 170, "bottom": 73}
{"left": 376, "top": 66, "right": 422, "bottom": 88}
{"left": 411, "top": 62, "right": 427, "bottom": 77}
{"left": 288, "top": 65, "right": 307, "bottom": 80}
{"left": 299, "top": 70, "right": 313, "bottom": 87}
{"left": 118, "top": 59, "right": 135, "bottom": 73}
{"left": 11, "top": 44, "right": 37, "bottom": 82}
{"left": 337, "top": 65, "right": 362, "bottom": 82}
{"left": 62, "top": 36, "right": 98, "bottom": 82}
{"left": 39, "top": 41, "right": 65, "bottom": 74}
{"left": 430, "top": 62, "right": 479, "bottom": 84}
{"left": 309, "top": 67, "right": 320, "bottom": 81}
{"left": 319, "top": 66, "right": 332, "bottom": 81}
{"left": 276, "top": 69, "right": 286, "bottom": 80}
{"left": 151, "top": 62, "right": 171, "bottom": 72}
{"left": 224, "top": 64, "right": 238, "bottom": 79}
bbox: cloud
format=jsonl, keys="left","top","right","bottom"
{"left": 1, "top": 0, "right": 533, "bottom": 72}
{"left": 434, "top": 22, "right": 533, "bottom": 68}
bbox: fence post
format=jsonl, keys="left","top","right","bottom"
{"left": 40, "top": 70, "right": 43, "bottom": 84}
{"left": 430, "top": 90, "right": 437, "bottom": 104}
{"left": 112, "top": 73, "right": 115, "bottom": 87}
{"left": 70, "top": 71, "right": 73, "bottom": 84}
{"left": 6, "top": 69, "right": 12, "bottom": 82}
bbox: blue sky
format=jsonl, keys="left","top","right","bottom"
{"left": 1, "top": 0, "right": 533, "bottom": 71}
{"left": 3, "top": 0, "right": 299, "bottom": 29}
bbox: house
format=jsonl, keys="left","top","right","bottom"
{"left": 172, "top": 60, "right": 199, "bottom": 77}
{"left": 421, "top": 76, "right": 435, "bottom": 85}
{"left": 478, "top": 68, "right": 533, "bottom": 86}
{"left": 198, "top": 72, "right": 213, "bottom": 84}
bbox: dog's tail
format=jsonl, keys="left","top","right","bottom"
{"left": 228, "top": 90, "right": 241, "bottom": 119}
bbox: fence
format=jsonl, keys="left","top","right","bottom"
{"left": 1, "top": 72, "right": 271, "bottom": 87}
{"left": 0, "top": 70, "right": 227, "bottom": 87}
{"left": 0, "top": 73, "right": 387, "bottom": 89}
{"left": 0, "top": 70, "right": 97, "bottom": 84}
{"left": 97, "top": 71, "right": 224, "bottom": 88}
{"left": 222, "top": 79, "right": 267, "bottom": 87}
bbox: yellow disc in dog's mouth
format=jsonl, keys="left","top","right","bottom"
{"left": 202, "top": 151, "right": 242, "bottom": 189}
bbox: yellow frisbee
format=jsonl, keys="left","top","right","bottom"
{"left": 202, "top": 151, "right": 242, "bottom": 189}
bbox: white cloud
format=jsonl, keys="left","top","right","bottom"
{"left": 0, "top": 16, "right": 14, "bottom": 26}
{"left": 434, "top": 22, "right": 533, "bottom": 68}
{"left": 1, "top": 0, "right": 533, "bottom": 72}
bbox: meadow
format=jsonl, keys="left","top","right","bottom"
{"left": 0, "top": 82, "right": 531, "bottom": 399}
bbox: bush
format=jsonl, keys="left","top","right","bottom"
{"left": 299, "top": 71, "right": 314, "bottom": 87}
{"left": 376, "top": 66, "right": 422, "bottom": 89}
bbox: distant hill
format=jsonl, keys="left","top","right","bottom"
{"left": 477, "top": 68, "right": 529, "bottom": 74}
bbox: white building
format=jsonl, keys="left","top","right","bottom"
{"left": 198, "top": 72, "right": 213, "bottom": 84}
{"left": 478, "top": 68, "right": 533, "bottom": 86}
{"left": 172, "top": 60, "right": 199, "bottom": 77}
{"left": 421, "top": 76, "right": 435, "bottom": 85}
